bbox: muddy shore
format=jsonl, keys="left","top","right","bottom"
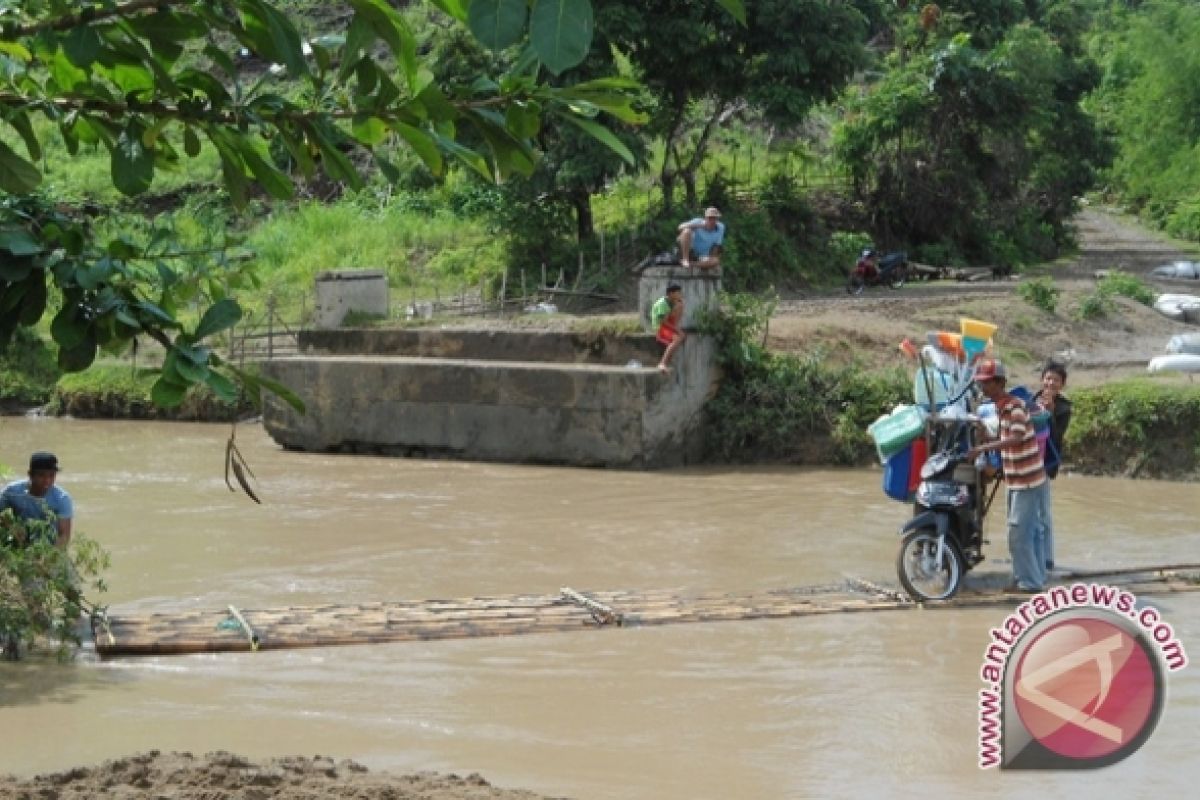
{"left": 0, "top": 751, "right": 565, "bottom": 800}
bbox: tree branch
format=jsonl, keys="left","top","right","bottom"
{"left": 4, "top": 0, "right": 196, "bottom": 37}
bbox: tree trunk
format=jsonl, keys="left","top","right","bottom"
{"left": 571, "top": 188, "right": 594, "bottom": 242}
{"left": 682, "top": 172, "right": 698, "bottom": 209}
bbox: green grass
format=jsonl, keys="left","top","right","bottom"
{"left": 244, "top": 197, "right": 505, "bottom": 321}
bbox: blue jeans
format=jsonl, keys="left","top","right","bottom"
{"left": 1007, "top": 482, "right": 1048, "bottom": 590}
{"left": 1035, "top": 481, "right": 1055, "bottom": 569}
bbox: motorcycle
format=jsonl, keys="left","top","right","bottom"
{"left": 846, "top": 249, "right": 909, "bottom": 295}
{"left": 895, "top": 423, "right": 999, "bottom": 601}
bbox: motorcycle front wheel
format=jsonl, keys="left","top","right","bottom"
{"left": 888, "top": 267, "right": 908, "bottom": 290}
{"left": 897, "top": 528, "right": 963, "bottom": 601}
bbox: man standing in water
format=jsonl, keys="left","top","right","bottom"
{"left": 967, "top": 360, "right": 1047, "bottom": 592}
{"left": 676, "top": 207, "right": 725, "bottom": 269}
{"left": 0, "top": 452, "right": 73, "bottom": 549}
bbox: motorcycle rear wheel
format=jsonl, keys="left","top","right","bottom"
{"left": 897, "top": 528, "right": 964, "bottom": 601}
{"left": 888, "top": 267, "right": 908, "bottom": 290}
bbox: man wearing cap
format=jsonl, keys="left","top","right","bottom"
{"left": 966, "top": 359, "right": 1048, "bottom": 592}
{"left": 1, "top": 452, "right": 74, "bottom": 549}
{"left": 676, "top": 207, "right": 725, "bottom": 269}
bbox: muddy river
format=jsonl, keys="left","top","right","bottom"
{"left": 1, "top": 418, "right": 1197, "bottom": 797}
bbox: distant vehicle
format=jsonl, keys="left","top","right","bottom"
{"left": 847, "top": 249, "right": 909, "bottom": 294}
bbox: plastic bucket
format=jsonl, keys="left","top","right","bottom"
{"left": 960, "top": 317, "right": 998, "bottom": 341}
{"left": 868, "top": 406, "right": 926, "bottom": 460}
{"left": 907, "top": 436, "right": 928, "bottom": 493}
{"left": 883, "top": 442, "right": 914, "bottom": 502}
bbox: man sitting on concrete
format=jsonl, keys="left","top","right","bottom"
{"left": 677, "top": 207, "right": 725, "bottom": 269}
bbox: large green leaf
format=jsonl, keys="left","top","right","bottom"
{"left": 0, "top": 140, "right": 42, "bottom": 194}
{"left": 205, "top": 370, "right": 240, "bottom": 404}
{"left": 558, "top": 113, "right": 635, "bottom": 165}
{"left": 57, "top": 327, "right": 98, "bottom": 372}
{"left": 428, "top": 0, "right": 469, "bottom": 22}
{"left": 435, "top": 134, "right": 494, "bottom": 182}
{"left": 393, "top": 122, "right": 443, "bottom": 174}
{"left": 226, "top": 364, "right": 306, "bottom": 414}
{"left": 17, "top": 273, "right": 47, "bottom": 326}
{"left": 194, "top": 297, "right": 243, "bottom": 340}
{"left": 63, "top": 25, "right": 102, "bottom": 68}
{"left": 0, "top": 257, "right": 32, "bottom": 281}
{"left": 241, "top": 0, "right": 308, "bottom": 78}
{"left": 717, "top": 0, "right": 746, "bottom": 26}
{"left": 52, "top": 306, "right": 90, "bottom": 350}
{"left": 234, "top": 136, "right": 294, "bottom": 200}
{"left": 469, "top": 0, "right": 528, "bottom": 52}
{"left": 7, "top": 111, "right": 43, "bottom": 162}
{"left": 351, "top": 115, "right": 389, "bottom": 146}
{"left": 530, "top": 0, "right": 593, "bottom": 76}
{"left": 151, "top": 375, "right": 188, "bottom": 408}
{"left": 0, "top": 42, "right": 31, "bottom": 61}
{"left": 306, "top": 121, "right": 363, "bottom": 189}
{"left": 112, "top": 121, "right": 155, "bottom": 196}
{"left": 183, "top": 127, "right": 201, "bottom": 157}
{"left": 0, "top": 227, "right": 42, "bottom": 256}
{"left": 348, "top": 0, "right": 417, "bottom": 89}
{"left": 50, "top": 48, "right": 88, "bottom": 91}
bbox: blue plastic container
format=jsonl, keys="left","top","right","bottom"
{"left": 882, "top": 442, "right": 914, "bottom": 502}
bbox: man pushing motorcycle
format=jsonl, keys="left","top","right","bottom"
{"left": 966, "top": 359, "right": 1049, "bottom": 593}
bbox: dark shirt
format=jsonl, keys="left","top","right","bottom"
{"left": 1034, "top": 390, "right": 1072, "bottom": 478}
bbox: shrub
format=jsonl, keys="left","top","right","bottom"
{"left": 1067, "top": 381, "right": 1200, "bottom": 478}
{"left": 1165, "top": 198, "right": 1200, "bottom": 241}
{"left": 1075, "top": 291, "right": 1115, "bottom": 320}
{"left": 47, "top": 365, "right": 247, "bottom": 420}
{"left": 1, "top": 514, "right": 109, "bottom": 660}
{"left": 1017, "top": 277, "right": 1060, "bottom": 313}
{"left": 698, "top": 292, "right": 910, "bottom": 463}
{"left": 1097, "top": 270, "right": 1155, "bottom": 306}
{"left": 0, "top": 328, "right": 61, "bottom": 408}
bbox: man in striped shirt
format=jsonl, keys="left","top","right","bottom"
{"left": 967, "top": 359, "right": 1048, "bottom": 592}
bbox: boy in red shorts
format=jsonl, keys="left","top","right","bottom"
{"left": 650, "top": 284, "right": 685, "bottom": 373}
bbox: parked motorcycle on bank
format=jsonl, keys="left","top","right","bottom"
{"left": 846, "top": 249, "right": 909, "bottom": 295}
{"left": 895, "top": 422, "right": 999, "bottom": 601}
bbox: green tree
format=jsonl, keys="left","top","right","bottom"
{"left": 0, "top": 0, "right": 706, "bottom": 407}
{"left": 1086, "top": 0, "right": 1200, "bottom": 237}
{"left": 836, "top": 1, "right": 1110, "bottom": 264}
{"left": 596, "top": 0, "right": 870, "bottom": 211}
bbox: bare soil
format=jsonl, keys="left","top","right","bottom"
{"left": 0, "top": 751, "right": 564, "bottom": 800}
{"left": 765, "top": 207, "right": 1200, "bottom": 388}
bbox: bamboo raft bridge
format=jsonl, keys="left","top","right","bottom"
{"left": 91, "top": 563, "right": 1200, "bottom": 658}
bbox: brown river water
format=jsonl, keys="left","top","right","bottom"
{"left": 1, "top": 417, "right": 1197, "bottom": 798}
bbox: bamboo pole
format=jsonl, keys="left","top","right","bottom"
{"left": 94, "top": 568, "right": 1200, "bottom": 659}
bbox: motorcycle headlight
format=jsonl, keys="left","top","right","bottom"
{"left": 917, "top": 481, "right": 970, "bottom": 507}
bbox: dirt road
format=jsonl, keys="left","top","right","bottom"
{"left": 767, "top": 208, "right": 1200, "bottom": 388}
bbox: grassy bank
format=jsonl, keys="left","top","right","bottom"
{"left": 1067, "top": 380, "right": 1200, "bottom": 480}
{"left": 47, "top": 365, "right": 247, "bottom": 422}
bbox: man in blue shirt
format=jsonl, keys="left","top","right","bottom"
{"left": 677, "top": 206, "right": 726, "bottom": 269}
{"left": 1, "top": 452, "right": 74, "bottom": 549}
